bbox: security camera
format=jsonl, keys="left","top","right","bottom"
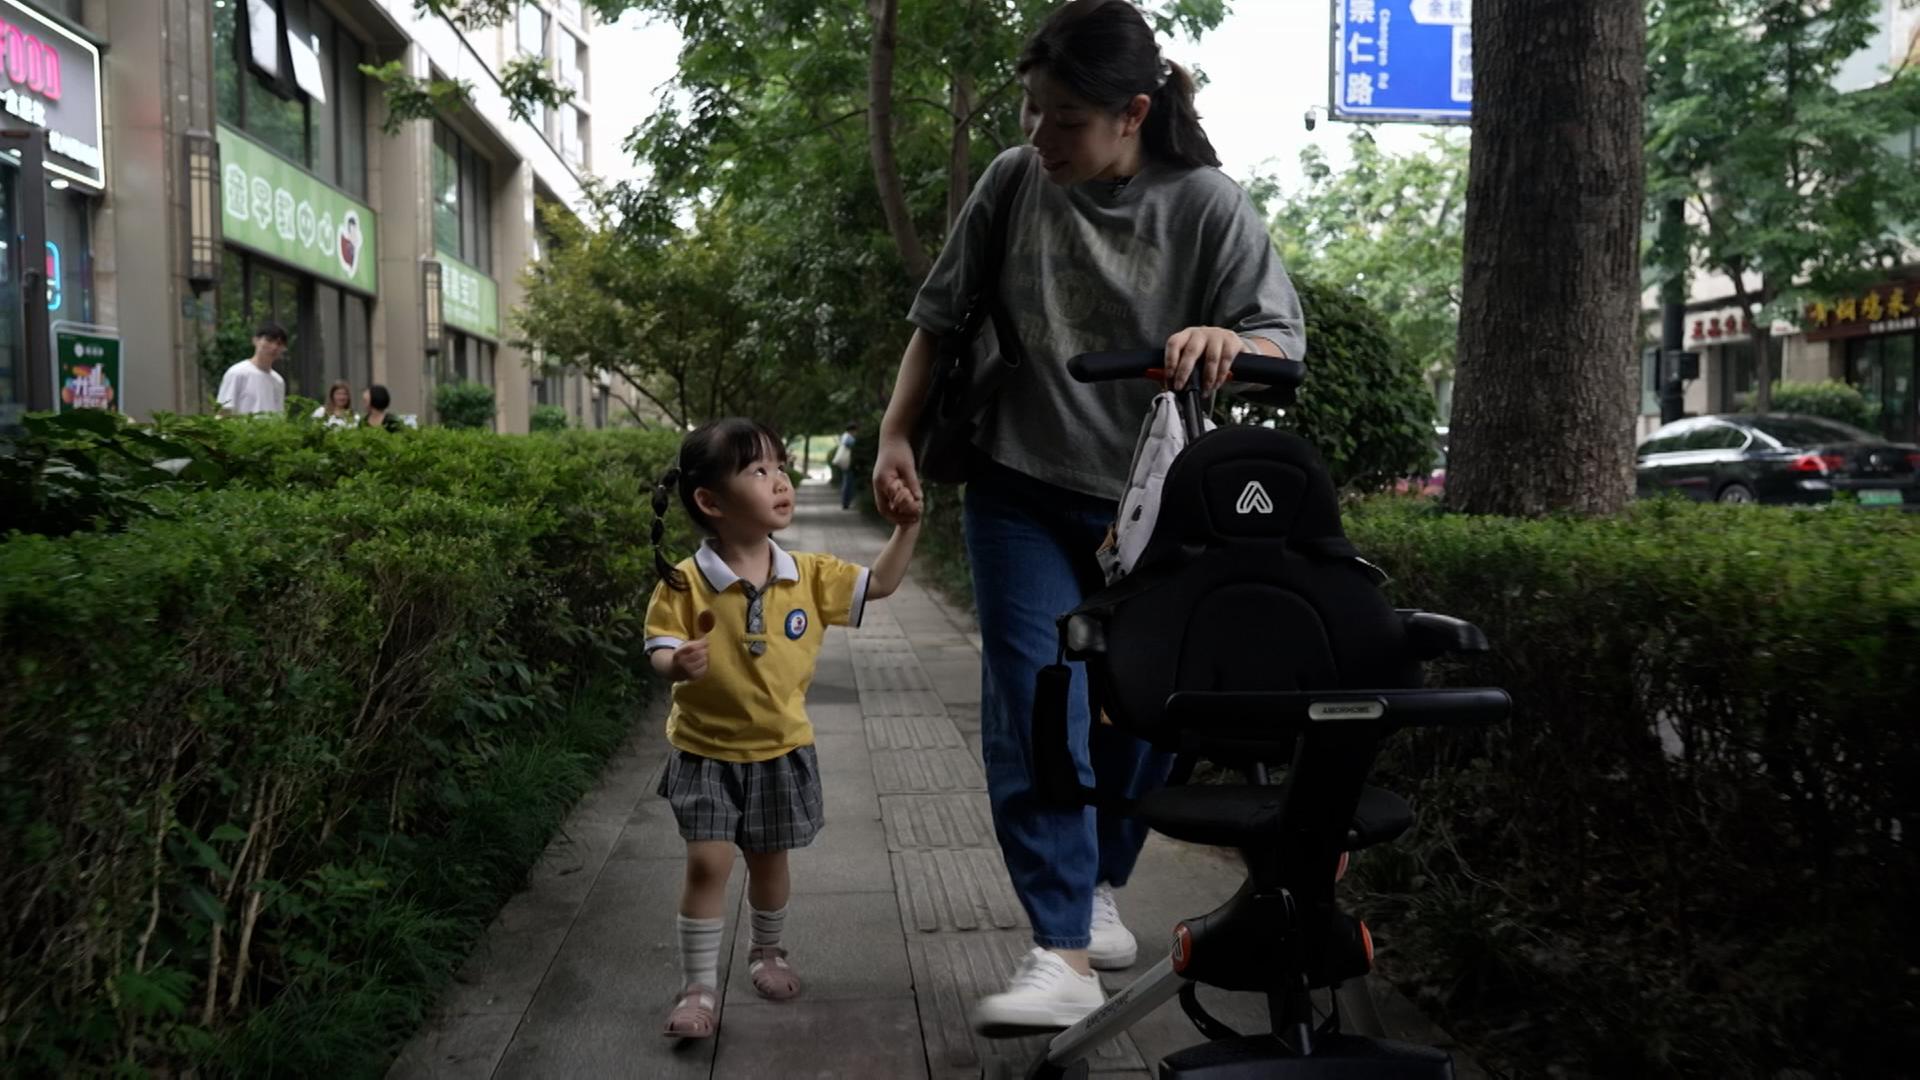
{"left": 1304, "top": 109, "right": 1317, "bottom": 132}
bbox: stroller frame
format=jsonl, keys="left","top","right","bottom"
{"left": 1009, "top": 352, "right": 1511, "bottom": 1079}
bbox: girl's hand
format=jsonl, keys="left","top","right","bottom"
{"left": 670, "top": 611, "right": 716, "bottom": 681}
{"left": 872, "top": 435, "right": 922, "bottom": 526}
{"left": 1164, "top": 327, "right": 1247, "bottom": 392}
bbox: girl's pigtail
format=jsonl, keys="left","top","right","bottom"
{"left": 651, "top": 466, "right": 689, "bottom": 591}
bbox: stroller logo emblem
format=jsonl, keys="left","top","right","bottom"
{"left": 1235, "top": 481, "right": 1274, "bottom": 515}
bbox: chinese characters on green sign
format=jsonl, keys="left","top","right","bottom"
{"left": 218, "top": 123, "right": 378, "bottom": 293}
{"left": 438, "top": 252, "right": 501, "bottom": 339}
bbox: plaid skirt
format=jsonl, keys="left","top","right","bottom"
{"left": 655, "top": 744, "right": 825, "bottom": 852}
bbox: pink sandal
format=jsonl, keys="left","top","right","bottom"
{"left": 748, "top": 946, "right": 802, "bottom": 1001}
{"left": 662, "top": 984, "right": 718, "bottom": 1039}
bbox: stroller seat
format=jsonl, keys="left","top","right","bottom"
{"left": 1137, "top": 783, "right": 1413, "bottom": 852}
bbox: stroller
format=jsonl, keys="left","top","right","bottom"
{"left": 1015, "top": 350, "right": 1511, "bottom": 1080}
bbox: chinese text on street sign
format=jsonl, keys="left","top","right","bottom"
{"left": 1331, "top": 0, "right": 1472, "bottom": 124}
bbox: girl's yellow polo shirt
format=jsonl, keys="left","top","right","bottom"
{"left": 643, "top": 539, "right": 869, "bottom": 763}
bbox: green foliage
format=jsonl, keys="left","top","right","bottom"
{"left": 1646, "top": 0, "right": 1920, "bottom": 337}
{"left": 1340, "top": 497, "right": 1920, "bottom": 1077}
{"left": 360, "top": 60, "right": 472, "bottom": 136}
{"left": 1735, "top": 379, "right": 1879, "bottom": 430}
{"left": 530, "top": 404, "right": 571, "bottom": 433}
{"left": 0, "top": 409, "right": 228, "bottom": 537}
{"left": 0, "top": 424, "right": 687, "bottom": 1075}
{"left": 1270, "top": 132, "right": 1467, "bottom": 384}
{"left": 196, "top": 304, "right": 276, "bottom": 402}
{"left": 1234, "top": 277, "right": 1435, "bottom": 492}
{"left": 516, "top": 199, "right": 852, "bottom": 432}
{"left": 512, "top": 1, "right": 1233, "bottom": 437}
{"left": 498, "top": 56, "right": 575, "bottom": 124}
{"left": 433, "top": 381, "right": 498, "bottom": 430}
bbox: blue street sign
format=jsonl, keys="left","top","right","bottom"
{"left": 1330, "top": 0, "right": 1473, "bottom": 124}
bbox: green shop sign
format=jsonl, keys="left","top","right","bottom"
{"left": 218, "top": 124, "right": 377, "bottom": 293}
{"left": 52, "top": 321, "right": 122, "bottom": 413}
{"left": 438, "top": 252, "right": 500, "bottom": 339}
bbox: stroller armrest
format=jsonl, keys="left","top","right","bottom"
{"left": 1398, "top": 610, "right": 1489, "bottom": 660}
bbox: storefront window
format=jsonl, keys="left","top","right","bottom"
{"left": 0, "top": 169, "right": 96, "bottom": 411}
{"left": 1846, "top": 333, "right": 1918, "bottom": 443}
{"left": 219, "top": 248, "right": 370, "bottom": 403}
{"left": 214, "top": 0, "right": 369, "bottom": 196}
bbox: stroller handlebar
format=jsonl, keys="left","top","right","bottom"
{"left": 1068, "top": 349, "right": 1307, "bottom": 389}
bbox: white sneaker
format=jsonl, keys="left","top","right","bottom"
{"left": 1088, "top": 883, "right": 1138, "bottom": 970}
{"left": 972, "top": 948, "right": 1106, "bottom": 1034}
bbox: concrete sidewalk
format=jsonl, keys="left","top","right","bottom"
{"left": 389, "top": 483, "right": 1477, "bottom": 1079}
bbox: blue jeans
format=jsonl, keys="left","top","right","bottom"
{"left": 840, "top": 466, "right": 857, "bottom": 509}
{"left": 963, "top": 458, "right": 1176, "bottom": 949}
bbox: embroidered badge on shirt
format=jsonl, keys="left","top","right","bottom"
{"left": 785, "top": 609, "right": 809, "bottom": 640}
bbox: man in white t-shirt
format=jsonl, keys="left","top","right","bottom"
{"left": 216, "top": 322, "right": 289, "bottom": 417}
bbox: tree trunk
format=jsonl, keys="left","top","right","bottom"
{"left": 948, "top": 72, "right": 974, "bottom": 228}
{"left": 1446, "top": 0, "right": 1646, "bottom": 516}
{"left": 867, "top": 0, "right": 932, "bottom": 280}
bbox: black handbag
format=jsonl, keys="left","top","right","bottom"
{"left": 912, "top": 154, "right": 1031, "bottom": 485}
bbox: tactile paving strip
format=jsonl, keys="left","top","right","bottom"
{"left": 872, "top": 747, "right": 988, "bottom": 794}
{"left": 881, "top": 792, "right": 997, "bottom": 851}
{"left": 866, "top": 714, "right": 967, "bottom": 751}
{"left": 891, "top": 848, "right": 1026, "bottom": 932}
{"left": 859, "top": 688, "right": 951, "bottom": 718}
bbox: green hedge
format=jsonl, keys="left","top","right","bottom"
{"left": 1736, "top": 379, "right": 1878, "bottom": 430}
{"left": 1342, "top": 498, "right": 1920, "bottom": 1077}
{"left": 432, "top": 381, "right": 498, "bottom": 430}
{"left": 1, "top": 420, "right": 683, "bottom": 1075}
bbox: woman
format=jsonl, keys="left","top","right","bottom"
{"left": 312, "top": 380, "right": 356, "bottom": 427}
{"left": 360, "top": 384, "right": 404, "bottom": 432}
{"left": 870, "top": 0, "right": 1306, "bottom": 1033}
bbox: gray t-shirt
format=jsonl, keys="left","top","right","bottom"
{"left": 908, "top": 146, "right": 1306, "bottom": 500}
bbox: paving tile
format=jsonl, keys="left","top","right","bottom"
{"left": 906, "top": 930, "right": 1144, "bottom": 1080}
{"left": 711, "top": 997, "right": 928, "bottom": 1079}
{"left": 891, "top": 848, "right": 1026, "bottom": 933}
{"left": 860, "top": 688, "right": 951, "bottom": 718}
{"left": 872, "top": 747, "right": 987, "bottom": 794}
{"left": 792, "top": 813, "right": 895, "bottom": 894}
{"left": 880, "top": 793, "right": 996, "bottom": 852}
{"left": 722, "top": 891, "right": 912, "bottom": 1006}
{"left": 384, "top": 1010, "right": 521, "bottom": 1079}
{"left": 493, "top": 854, "right": 744, "bottom": 1080}
{"left": 865, "top": 714, "right": 967, "bottom": 751}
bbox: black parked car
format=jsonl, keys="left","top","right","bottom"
{"left": 1636, "top": 413, "right": 1920, "bottom": 508}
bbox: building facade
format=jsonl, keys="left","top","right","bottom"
{"left": 0, "top": 0, "right": 610, "bottom": 433}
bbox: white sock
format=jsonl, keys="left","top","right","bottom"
{"left": 750, "top": 904, "right": 786, "bottom": 950}
{"left": 677, "top": 914, "right": 723, "bottom": 989}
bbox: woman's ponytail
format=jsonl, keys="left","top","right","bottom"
{"left": 651, "top": 466, "right": 689, "bottom": 591}
{"left": 1144, "top": 61, "right": 1220, "bottom": 170}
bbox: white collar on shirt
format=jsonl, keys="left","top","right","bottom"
{"left": 694, "top": 537, "right": 800, "bottom": 593}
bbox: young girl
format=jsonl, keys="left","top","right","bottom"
{"left": 644, "top": 417, "right": 920, "bottom": 1039}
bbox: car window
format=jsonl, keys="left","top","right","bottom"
{"left": 1639, "top": 434, "right": 1679, "bottom": 456}
{"left": 1744, "top": 415, "right": 1873, "bottom": 446}
{"left": 1680, "top": 424, "right": 1742, "bottom": 451}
